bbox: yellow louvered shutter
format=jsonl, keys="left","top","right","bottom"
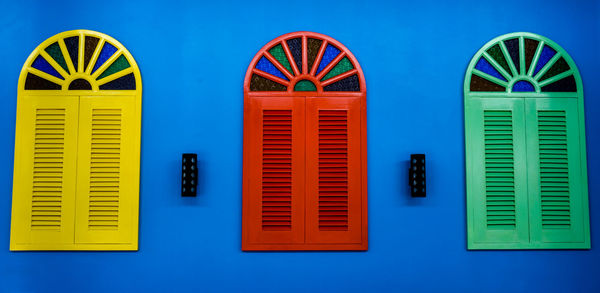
{"left": 10, "top": 96, "right": 79, "bottom": 249}
{"left": 74, "top": 96, "right": 138, "bottom": 246}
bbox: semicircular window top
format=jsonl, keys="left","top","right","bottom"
{"left": 464, "top": 32, "right": 589, "bottom": 250}
{"left": 242, "top": 32, "right": 367, "bottom": 251}
{"left": 11, "top": 30, "right": 142, "bottom": 251}
{"left": 246, "top": 32, "right": 365, "bottom": 93}
{"left": 467, "top": 33, "right": 579, "bottom": 93}
{"left": 23, "top": 30, "right": 137, "bottom": 91}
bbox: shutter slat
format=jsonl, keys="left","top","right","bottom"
{"left": 318, "top": 109, "right": 348, "bottom": 231}
{"left": 87, "top": 109, "right": 121, "bottom": 230}
{"left": 31, "top": 109, "right": 65, "bottom": 230}
{"left": 484, "top": 110, "right": 516, "bottom": 229}
{"left": 538, "top": 111, "right": 570, "bottom": 229}
{"left": 262, "top": 110, "right": 292, "bottom": 231}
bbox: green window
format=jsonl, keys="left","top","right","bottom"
{"left": 464, "top": 32, "right": 590, "bottom": 249}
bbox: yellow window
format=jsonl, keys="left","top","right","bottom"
{"left": 10, "top": 30, "right": 142, "bottom": 251}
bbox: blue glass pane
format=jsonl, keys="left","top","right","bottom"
{"left": 256, "top": 56, "right": 288, "bottom": 80}
{"left": 512, "top": 80, "right": 535, "bottom": 92}
{"left": 475, "top": 57, "right": 506, "bottom": 81}
{"left": 31, "top": 55, "right": 63, "bottom": 79}
{"left": 533, "top": 45, "right": 557, "bottom": 76}
{"left": 92, "top": 42, "right": 117, "bottom": 73}
{"left": 316, "top": 45, "right": 341, "bottom": 75}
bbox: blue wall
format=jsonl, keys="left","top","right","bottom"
{"left": 1, "top": 0, "right": 599, "bottom": 292}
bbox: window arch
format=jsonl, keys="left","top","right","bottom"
{"left": 242, "top": 32, "right": 367, "bottom": 251}
{"left": 245, "top": 31, "right": 366, "bottom": 93}
{"left": 464, "top": 32, "right": 590, "bottom": 249}
{"left": 11, "top": 30, "right": 142, "bottom": 251}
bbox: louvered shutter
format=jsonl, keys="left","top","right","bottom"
{"left": 243, "top": 97, "right": 305, "bottom": 247}
{"left": 74, "top": 96, "right": 138, "bottom": 246}
{"left": 466, "top": 99, "right": 530, "bottom": 248}
{"left": 305, "top": 97, "right": 363, "bottom": 244}
{"left": 525, "top": 99, "right": 589, "bottom": 247}
{"left": 10, "top": 96, "right": 79, "bottom": 249}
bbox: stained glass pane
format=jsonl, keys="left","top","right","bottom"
{"left": 323, "top": 74, "right": 359, "bottom": 91}
{"left": 286, "top": 38, "right": 302, "bottom": 72}
{"left": 268, "top": 44, "right": 293, "bottom": 75}
{"left": 68, "top": 78, "right": 92, "bottom": 90}
{"left": 99, "top": 72, "right": 136, "bottom": 90}
{"left": 316, "top": 45, "right": 341, "bottom": 75}
{"left": 294, "top": 80, "right": 316, "bottom": 91}
{"left": 64, "top": 36, "right": 79, "bottom": 71}
{"left": 307, "top": 38, "right": 322, "bottom": 72}
{"left": 504, "top": 38, "right": 520, "bottom": 74}
{"left": 486, "top": 44, "right": 511, "bottom": 76}
{"left": 256, "top": 56, "right": 288, "bottom": 80}
{"left": 24, "top": 73, "right": 61, "bottom": 90}
{"left": 84, "top": 36, "right": 99, "bottom": 70}
{"left": 250, "top": 74, "right": 287, "bottom": 91}
{"left": 533, "top": 45, "right": 557, "bottom": 76}
{"left": 539, "top": 57, "right": 570, "bottom": 81}
{"left": 321, "top": 57, "right": 354, "bottom": 81}
{"left": 524, "top": 38, "right": 539, "bottom": 73}
{"left": 512, "top": 80, "right": 535, "bottom": 92}
{"left": 541, "top": 75, "right": 577, "bottom": 92}
{"left": 470, "top": 74, "right": 505, "bottom": 92}
{"left": 475, "top": 57, "right": 507, "bottom": 81}
{"left": 97, "top": 55, "right": 131, "bottom": 80}
{"left": 92, "top": 42, "right": 118, "bottom": 73}
{"left": 45, "top": 42, "right": 69, "bottom": 74}
{"left": 31, "top": 55, "right": 63, "bottom": 79}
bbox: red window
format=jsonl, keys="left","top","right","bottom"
{"left": 242, "top": 32, "right": 367, "bottom": 250}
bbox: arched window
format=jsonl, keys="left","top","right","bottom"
{"left": 464, "top": 32, "right": 590, "bottom": 249}
{"left": 10, "top": 30, "right": 142, "bottom": 251}
{"left": 242, "top": 32, "right": 367, "bottom": 250}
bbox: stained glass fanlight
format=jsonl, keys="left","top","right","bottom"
{"left": 22, "top": 30, "right": 139, "bottom": 91}
{"left": 246, "top": 32, "right": 365, "bottom": 93}
{"left": 466, "top": 32, "right": 580, "bottom": 94}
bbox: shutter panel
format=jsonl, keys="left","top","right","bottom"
{"left": 10, "top": 96, "right": 79, "bottom": 250}
{"left": 243, "top": 97, "right": 305, "bottom": 248}
{"left": 74, "top": 96, "right": 138, "bottom": 247}
{"left": 526, "top": 99, "right": 589, "bottom": 248}
{"left": 466, "top": 98, "right": 529, "bottom": 249}
{"left": 305, "top": 97, "right": 363, "bottom": 245}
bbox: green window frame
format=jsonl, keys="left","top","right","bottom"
{"left": 464, "top": 32, "right": 590, "bottom": 250}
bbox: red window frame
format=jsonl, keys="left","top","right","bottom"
{"left": 242, "top": 32, "right": 367, "bottom": 251}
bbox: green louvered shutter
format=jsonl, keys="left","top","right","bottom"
{"left": 466, "top": 99, "right": 530, "bottom": 249}
{"left": 525, "top": 99, "right": 590, "bottom": 248}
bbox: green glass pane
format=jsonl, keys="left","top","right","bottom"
{"left": 321, "top": 57, "right": 354, "bottom": 81}
{"left": 268, "top": 44, "right": 293, "bottom": 75}
{"left": 45, "top": 42, "right": 69, "bottom": 74}
{"left": 294, "top": 80, "right": 316, "bottom": 91}
{"left": 539, "top": 57, "right": 570, "bottom": 81}
{"left": 97, "top": 55, "right": 131, "bottom": 80}
{"left": 487, "top": 44, "right": 511, "bottom": 76}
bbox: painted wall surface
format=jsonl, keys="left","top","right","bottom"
{"left": 1, "top": 0, "right": 598, "bottom": 292}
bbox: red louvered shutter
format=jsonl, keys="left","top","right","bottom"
{"left": 243, "top": 97, "right": 305, "bottom": 247}
{"left": 305, "top": 97, "right": 364, "bottom": 246}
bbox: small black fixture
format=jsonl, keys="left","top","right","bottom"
{"left": 409, "top": 154, "right": 426, "bottom": 197}
{"left": 182, "top": 153, "right": 198, "bottom": 197}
